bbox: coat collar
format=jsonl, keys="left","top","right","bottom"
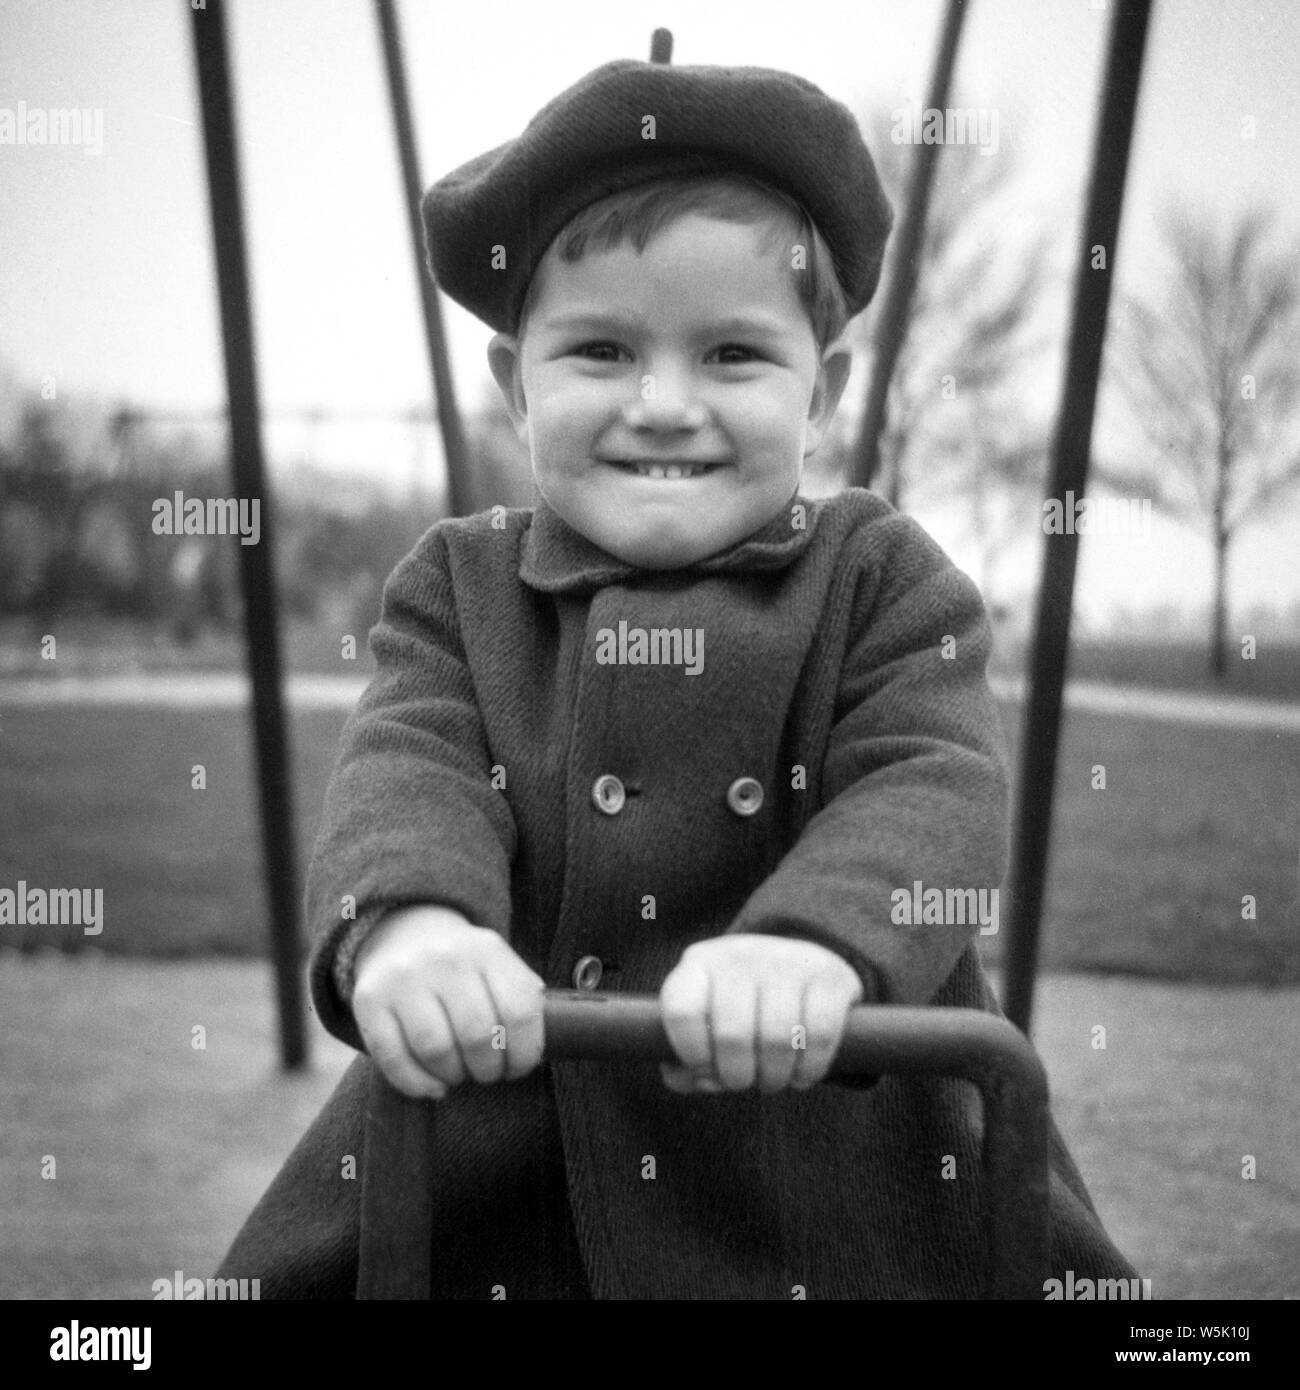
{"left": 519, "top": 496, "right": 822, "bottom": 595}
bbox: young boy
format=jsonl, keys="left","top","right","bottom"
{"left": 219, "top": 54, "right": 1137, "bottom": 1298}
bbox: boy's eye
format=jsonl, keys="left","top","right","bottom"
{"left": 710, "top": 344, "right": 760, "bottom": 364}
{"left": 572, "top": 341, "right": 627, "bottom": 362}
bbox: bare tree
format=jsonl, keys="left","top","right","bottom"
{"left": 823, "top": 115, "right": 1053, "bottom": 610}
{"left": 1104, "top": 202, "right": 1300, "bottom": 676}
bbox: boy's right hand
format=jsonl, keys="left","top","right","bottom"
{"left": 351, "top": 904, "right": 545, "bottom": 1101}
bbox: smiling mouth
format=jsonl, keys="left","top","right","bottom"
{"left": 605, "top": 459, "right": 724, "bottom": 480}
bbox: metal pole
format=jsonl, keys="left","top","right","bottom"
{"left": 374, "top": 0, "right": 471, "bottom": 518}
{"left": 190, "top": 0, "right": 307, "bottom": 1070}
{"left": 849, "top": 0, "right": 969, "bottom": 499}
{"left": 1003, "top": 0, "right": 1154, "bottom": 1033}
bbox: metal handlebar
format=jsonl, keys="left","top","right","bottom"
{"left": 357, "top": 992, "right": 1049, "bottom": 1299}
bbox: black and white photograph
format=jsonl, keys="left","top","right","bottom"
{"left": 0, "top": 0, "right": 1295, "bottom": 1356}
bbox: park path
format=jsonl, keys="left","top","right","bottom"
{"left": 0, "top": 671, "right": 369, "bottom": 711}
{"left": 1, "top": 669, "right": 1299, "bottom": 730}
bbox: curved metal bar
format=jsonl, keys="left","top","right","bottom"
{"left": 358, "top": 994, "right": 1049, "bottom": 1299}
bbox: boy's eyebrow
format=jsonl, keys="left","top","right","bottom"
{"left": 541, "top": 311, "right": 795, "bottom": 338}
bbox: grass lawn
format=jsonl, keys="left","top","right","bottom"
{"left": 983, "top": 703, "right": 1300, "bottom": 986}
{"left": 2, "top": 696, "right": 1297, "bottom": 985}
{"left": 1, "top": 704, "right": 346, "bottom": 957}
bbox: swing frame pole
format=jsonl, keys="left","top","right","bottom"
{"left": 850, "top": 0, "right": 969, "bottom": 498}
{"left": 374, "top": 0, "right": 471, "bottom": 518}
{"left": 1003, "top": 0, "right": 1154, "bottom": 1033}
{"left": 189, "top": 0, "right": 307, "bottom": 1070}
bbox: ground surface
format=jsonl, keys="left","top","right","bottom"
{"left": 2, "top": 651, "right": 1296, "bottom": 1302}
{"left": 0, "top": 955, "right": 1294, "bottom": 1301}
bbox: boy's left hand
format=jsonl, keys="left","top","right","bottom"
{"left": 659, "top": 935, "right": 864, "bottom": 1095}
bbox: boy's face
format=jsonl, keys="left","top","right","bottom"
{"left": 488, "top": 213, "right": 851, "bottom": 569}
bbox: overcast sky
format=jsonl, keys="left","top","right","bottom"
{"left": 2, "top": 0, "right": 1299, "bottom": 628}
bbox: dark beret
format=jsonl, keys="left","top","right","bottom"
{"left": 421, "top": 58, "right": 893, "bottom": 333}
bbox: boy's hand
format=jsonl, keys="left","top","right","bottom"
{"left": 351, "top": 904, "right": 544, "bottom": 1101}
{"left": 659, "top": 935, "right": 863, "bottom": 1095}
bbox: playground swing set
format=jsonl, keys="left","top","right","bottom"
{"left": 186, "top": 0, "right": 1154, "bottom": 1299}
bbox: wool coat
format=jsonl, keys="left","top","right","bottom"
{"left": 219, "top": 487, "right": 1138, "bottom": 1299}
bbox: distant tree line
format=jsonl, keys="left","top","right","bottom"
{"left": 4, "top": 147, "right": 1296, "bottom": 682}
{"left": 0, "top": 393, "right": 532, "bottom": 646}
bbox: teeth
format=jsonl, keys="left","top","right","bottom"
{"left": 625, "top": 461, "right": 711, "bottom": 479}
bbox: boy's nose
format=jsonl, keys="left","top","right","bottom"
{"left": 621, "top": 369, "right": 708, "bottom": 432}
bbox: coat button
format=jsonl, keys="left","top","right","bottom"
{"left": 572, "top": 955, "right": 603, "bottom": 990}
{"left": 726, "top": 776, "right": 765, "bottom": 817}
{"left": 592, "top": 774, "right": 626, "bottom": 815}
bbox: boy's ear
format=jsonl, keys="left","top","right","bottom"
{"left": 803, "top": 343, "right": 853, "bottom": 457}
{"left": 487, "top": 333, "right": 528, "bottom": 437}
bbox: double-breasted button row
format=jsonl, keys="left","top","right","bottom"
{"left": 591, "top": 773, "right": 765, "bottom": 818}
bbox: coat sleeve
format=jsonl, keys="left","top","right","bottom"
{"left": 727, "top": 512, "right": 1009, "bottom": 1007}
{"left": 305, "top": 529, "right": 518, "bottom": 1050}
